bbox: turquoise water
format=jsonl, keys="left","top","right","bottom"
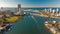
{"left": 6, "top": 15, "right": 57, "bottom": 34}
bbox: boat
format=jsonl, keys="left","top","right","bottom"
{"left": 44, "top": 21, "right": 60, "bottom": 34}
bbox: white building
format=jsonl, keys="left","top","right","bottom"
{"left": 57, "top": 8, "right": 59, "bottom": 12}
{"left": 50, "top": 8, "right": 52, "bottom": 12}
{"left": 52, "top": 9, "right": 55, "bottom": 13}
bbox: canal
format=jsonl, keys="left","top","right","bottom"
{"left": 6, "top": 14, "right": 52, "bottom": 34}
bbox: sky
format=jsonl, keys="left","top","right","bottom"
{"left": 0, "top": 0, "right": 60, "bottom": 7}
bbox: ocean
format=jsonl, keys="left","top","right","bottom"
{"left": 2, "top": 7, "right": 60, "bottom": 11}
{"left": 2, "top": 7, "right": 60, "bottom": 34}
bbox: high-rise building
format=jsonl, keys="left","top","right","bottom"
{"left": 50, "top": 8, "right": 52, "bottom": 12}
{"left": 45, "top": 8, "right": 47, "bottom": 12}
{"left": 18, "top": 4, "right": 21, "bottom": 11}
{"left": 57, "top": 8, "right": 59, "bottom": 12}
{"left": 17, "top": 4, "right": 24, "bottom": 15}
{"left": 52, "top": 9, "right": 55, "bottom": 13}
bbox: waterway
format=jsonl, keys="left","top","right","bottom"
{"left": 2, "top": 8, "right": 60, "bottom": 34}
{"left": 5, "top": 14, "right": 60, "bottom": 34}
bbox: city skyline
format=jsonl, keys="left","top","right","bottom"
{"left": 0, "top": 0, "right": 60, "bottom": 7}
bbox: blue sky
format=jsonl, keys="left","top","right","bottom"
{"left": 0, "top": 0, "right": 60, "bottom": 7}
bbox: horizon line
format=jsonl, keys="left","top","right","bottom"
{"left": 1, "top": 6, "right": 60, "bottom": 8}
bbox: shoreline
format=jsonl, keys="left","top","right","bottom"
{"left": 32, "top": 14, "right": 60, "bottom": 19}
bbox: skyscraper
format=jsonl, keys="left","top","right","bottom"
{"left": 18, "top": 4, "right": 21, "bottom": 11}
{"left": 18, "top": 4, "right": 24, "bottom": 16}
